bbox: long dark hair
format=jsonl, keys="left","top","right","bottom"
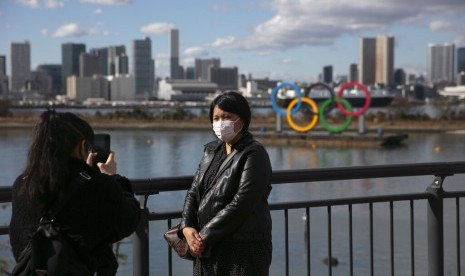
{"left": 22, "top": 110, "right": 94, "bottom": 208}
{"left": 209, "top": 91, "right": 251, "bottom": 133}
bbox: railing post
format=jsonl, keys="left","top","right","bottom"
{"left": 133, "top": 195, "right": 150, "bottom": 276}
{"left": 426, "top": 176, "right": 445, "bottom": 276}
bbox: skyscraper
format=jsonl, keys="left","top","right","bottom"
{"left": 132, "top": 37, "right": 154, "bottom": 99}
{"left": 108, "top": 45, "right": 126, "bottom": 75}
{"left": 10, "top": 41, "right": 31, "bottom": 93}
{"left": 375, "top": 35, "right": 394, "bottom": 86}
{"left": 322, "top": 65, "right": 333, "bottom": 84}
{"left": 80, "top": 52, "right": 101, "bottom": 77}
{"left": 89, "top": 47, "right": 109, "bottom": 76}
{"left": 170, "top": 29, "right": 181, "bottom": 79}
{"left": 36, "top": 64, "right": 62, "bottom": 94}
{"left": 359, "top": 36, "right": 394, "bottom": 86}
{"left": 457, "top": 47, "right": 465, "bottom": 74}
{"left": 349, "top": 63, "right": 358, "bottom": 82}
{"left": 0, "top": 55, "right": 7, "bottom": 94}
{"left": 114, "top": 54, "right": 129, "bottom": 76}
{"left": 359, "top": 38, "right": 376, "bottom": 85}
{"left": 62, "top": 43, "right": 86, "bottom": 93}
{"left": 428, "top": 43, "right": 455, "bottom": 84}
{"left": 0, "top": 56, "right": 6, "bottom": 76}
{"left": 195, "top": 58, "right": 220, "bottom": 81}
{"left": 209, "top": 66, "right": 238, "bottom": 90}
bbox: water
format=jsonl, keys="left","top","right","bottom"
{"left": 1, "top": 127, "right": 465, "bottom": 275}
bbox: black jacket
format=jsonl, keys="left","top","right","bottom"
{"left": 180, "top": 132, "right": 272, "bottom": 251}
{"left": 9, "top": 157, "right": 141, "bottom": 274}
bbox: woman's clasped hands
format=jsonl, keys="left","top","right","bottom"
{"left": 182, "top": 227, "right": 205, "bottom": 258}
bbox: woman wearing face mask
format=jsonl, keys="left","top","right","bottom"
{"left": 179, "top": 91, "right": 273, "bottom": 276}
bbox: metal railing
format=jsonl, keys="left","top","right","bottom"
{"left": 1, "top": 161, "right": 465, "bottom": 276}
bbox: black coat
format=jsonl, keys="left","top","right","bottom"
{"left": 180, "top": 132, "right": 272, "bottom": 274}
{"left": 9, "top": 157, "right": 141, "bottom": 275}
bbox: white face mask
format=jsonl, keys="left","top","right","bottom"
{"left": 212, "top": 118, "right": 241, "bottom": 142}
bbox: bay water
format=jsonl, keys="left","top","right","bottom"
{"left": 1, "top": 127, "right": 465, "bottom": 275}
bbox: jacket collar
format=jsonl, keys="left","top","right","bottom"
{"left": 204, "top": 131, "right": 254, "bottom": 153}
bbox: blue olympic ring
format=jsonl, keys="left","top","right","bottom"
{"left": 271, "top": 82, "right": 303, "bottom": 117}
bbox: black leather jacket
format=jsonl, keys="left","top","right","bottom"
{"left": 180, "top": 132, "right": 272, "bottom": 250}
{"left": 10, "top": 157, "right": 141, "bottom": 274}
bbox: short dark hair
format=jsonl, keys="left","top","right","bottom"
{"left": 209, "top": 91, "right": 251, "bottom": 132}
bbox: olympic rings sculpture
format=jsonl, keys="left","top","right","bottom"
{"left": 270, "top": 81, "right": 371, "bottom": 133}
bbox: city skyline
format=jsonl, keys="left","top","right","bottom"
{"left": 1, "top": 0, "right": 465, "bottom": 83}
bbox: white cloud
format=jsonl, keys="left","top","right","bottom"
{"left": 41, "top": 28, "right": 48, "bottom": 35}
{"left": 79, "top": 0, "right": 132, "bottom": 5}
{"left": 208, "top": 0, "right": 465, "bottom": 54}
{"left": 52, "top": 23, "right": 87, "bottom": 38}
{"left": 429, "top": 21, "right": 455, "bottom": 31}
{"left": 16, "top": 0, "right": 39, "bottom": 8}
{"left": 16, "top": 0, "right": 64, "bottom": 8}
{"left": 211, "top": 36, "right": 236, "bottom": 48}
{"left": 44, "top": 0, "right": 64, "bottom": 8}
{"left": 183, "top": 47, "right": 208, "bottom": 58}
{"left": 140, "top": 23, "right": 176, "bottom": 36}
{"left": 93, "top": 8, "right": 103, "bottom": 14}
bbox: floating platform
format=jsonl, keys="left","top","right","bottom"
{"left": 253, "top": 131, "right": 408, "bottom": 148}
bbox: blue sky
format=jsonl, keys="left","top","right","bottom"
{"left": 1, "top": 0, "right": 464, "bottom": 83}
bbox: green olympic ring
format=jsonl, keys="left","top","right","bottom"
{"left": 318, "top": 98, "right": 353, "bottom": 133}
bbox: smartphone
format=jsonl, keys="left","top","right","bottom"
{"left": 92, "top": 133, "right": 111, "bottom": 164}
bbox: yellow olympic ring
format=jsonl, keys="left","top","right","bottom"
{"left": 286, "top": 97, "right": 319, "bottom": 132}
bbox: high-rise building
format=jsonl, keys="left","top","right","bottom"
{"left": 170, "top": 29, "right": 181, "bottom": 79}
{"left": 457, "top": 47, "right": 465, "bottom": 74}
{"left": 62, "top": 43, "right": 86, "bottom": 93}
{"left": 80, "top": 52, "right": 101, "bottom": 77}
{"left": 195, "top": 58, "right": 220, "bottom": 81}
{"left": 359, "top": 36, "right": 394, "bottom": 86}
{"left": 0, "top": 56, "right": 6, "bottom": 76}
{"left": 132, "top": 37, "right": 154, "bottom": 99}
{"left": 0, "top": 56, "right": 8, "bottom": 94}
{"left": 428, "top": 43, "right": 455, "bottom": 84}
{"left": 209, "top": 66, "right": 238, "bottom": 91}
{"left": 349, "top": 63, "right": 358, "bottom": 82}
{"left": 114, "top": 54, "right": 129, "bottom": 76}
{"left": 185, "top": 67, "right": 195, "bottom": 79}
{"left": 89, "top": 47, "right": 108, "bottom": 76}
{"left": 10, "top": 41, "right": 31, "bottom": 93}
{"left": 322, "top": 65, "right": 333, "bottom": 84}
{"left": 108, "top": 45, "right": 126, "bottom": 75}
{"left": 359, "top": 38, "right": 376, "bottom": 85}
{"left": 36, "top": 64, "right": 62, "bottom": 94}
{"left": 375, "top": 35, "right": 394, "bottom": 85}
{"left": 394, "top": 69, "right": 406, "bottom": 85}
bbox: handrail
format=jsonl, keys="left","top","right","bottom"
{"left": 1, "top": 161, "right": 464, "bottom": 200}
{"left": 128, "top": 161, "right": 465, "bottom": 195}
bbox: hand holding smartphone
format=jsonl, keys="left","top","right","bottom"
{"left": 91, "top": 133, "right": 111, "bottom": 165}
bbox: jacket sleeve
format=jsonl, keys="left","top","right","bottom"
{"left": 179, "top": 166, "right": 201, "bottom": 233}
{"left": 199, "top": 145, "right": 272, "bottom": 246}
{"left": 103, "top": 174, "right": 141, "bottom": 243}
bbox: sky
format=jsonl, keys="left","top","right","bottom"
{"left": 1, "top": 0, "right": 465, "bottom": 83}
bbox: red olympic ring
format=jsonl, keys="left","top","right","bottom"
{"left": 336, "top": 81, "right": 371, "bottom": 118}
